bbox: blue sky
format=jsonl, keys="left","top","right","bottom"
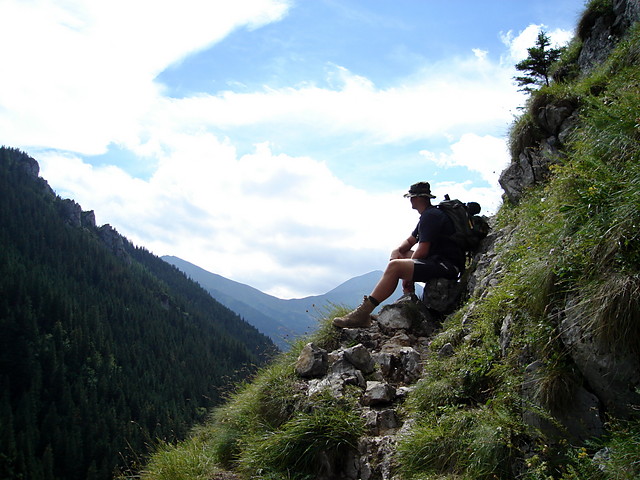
{"left": 0, "top": 0, "right": 585, "bottom": 298}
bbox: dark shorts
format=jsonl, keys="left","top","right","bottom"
{"left": 412, "top": 255, "right": 460, "bottom": 282}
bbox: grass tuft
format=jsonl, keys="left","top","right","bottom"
{"left": 238, "top": 391, "right": 364, "bottom": 479}
{"left": 574, "top": 273, "right": 640, "bottom": 354}
{"left": 398, "top": 404, "right": 520, "bottom": 480}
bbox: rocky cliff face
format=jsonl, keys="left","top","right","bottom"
{"left": 577, "top": 0, "right": 640, "bottom": 72}
{"left": 16, "top": 151, "right": 134, "bottom": 260}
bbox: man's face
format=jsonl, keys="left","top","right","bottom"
{"left": 410, "top": 196, "right": 424, "bottom": 211}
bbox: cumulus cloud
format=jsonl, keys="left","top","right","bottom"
{"left": 39, "top": 139, "right": 415, "bottom": 298}
{"left": 419, "top": 133, "right": 510, "bottom": 189}
{"left": 153, "top": 56, "right": 521, "bottom": 146}
{"left": 0, "top": 0, "right": 291, "bottom": 153}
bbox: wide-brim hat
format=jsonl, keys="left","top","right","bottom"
{"left": 403, "top": 181, "right": 436, "bottom": 199}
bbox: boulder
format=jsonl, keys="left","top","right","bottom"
{"left": 362, "top": 381, "right": 396, "bottom": 406}
{"left": 344, "top": 343, "right": 376, "bottom": 374}
{"left": 295, "top": 342, "right": 328, "bottom": 378}
{"left": 307, "top": 370, "right": 366, "bottom": 397}
{"left": 363, "top": 408, "right": 400, "bottom": 435}
{"left": 375, "top": 304, "right": 412, "bottom": 330}
{"left": 422, "top": 277, "right": 464, "bottom": 314}
{"left": 375, "top": 294, "right": 438, "bottom": 336}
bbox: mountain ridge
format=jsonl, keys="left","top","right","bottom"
{"left": 162, "top": 255, "right": 410, "bottom": 349}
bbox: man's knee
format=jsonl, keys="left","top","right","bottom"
{"left": 386, "top": 259, "right": 414, "bottom": 280}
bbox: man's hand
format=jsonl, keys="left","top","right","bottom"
{"left": 391, "top": 236, "right": 418, "bottom": 260}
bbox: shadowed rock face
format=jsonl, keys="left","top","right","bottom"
{"left": 499, "top": 99, "right": 577, "bottom": 205}
{"left": 578, "top": 0, "right": 640, "bottom": 74}
{"left": 559, "top": 298, "right": 640, "bottom": 418}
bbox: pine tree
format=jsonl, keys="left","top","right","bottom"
{"left": 514, "top": 31, "right": 566, "bottom": 92}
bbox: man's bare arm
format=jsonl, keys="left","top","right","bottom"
{"left": 411, "top": 241, "right": 431, "bottom": 260}
{"left": 391, "top": 236, "right": 418, "bottom": 259}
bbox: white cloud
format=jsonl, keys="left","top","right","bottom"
{"left": 0, "top": 0, "right": 291, "bottom": 154}
{"left": 419, "top": 133, "right": 510, "bottom": 187}
{"left": 39, "top": 138, "right": 416, "bottom": 298}
{"left": 431, "top": 180, "right": 503, "bottom": 218}
{"left": 153, "top": 55, "right": 521, "bottom": 146}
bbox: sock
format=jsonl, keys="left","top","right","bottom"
{"left": 368, "top": 296, "right": 380, "bottom": 307}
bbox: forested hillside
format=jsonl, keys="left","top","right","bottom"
{"left": 0, "top": 147, "right": 276, "bottom": 480}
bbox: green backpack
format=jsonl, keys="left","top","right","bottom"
{"left": 437, "top": 195, "right": 490, "bottom": 256}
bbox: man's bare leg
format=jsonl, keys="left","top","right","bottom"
{"left": 333, "top": 255, "right": 415, "bottom": 329}
{"left": 389, "top": 249, "right": 415, "bottom": 294}
{"left": 370, "top": 259, "right": 415, "bottom": 303}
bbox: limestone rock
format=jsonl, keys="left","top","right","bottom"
{"left": 499, "top": 314, "right": 514, "bottom": 357}
{"left": 438, "top": 342, "right": 454, "bottom": 358}
{"left": 535, "top": 100, "right": 576, "bottom": 136}
{"left": 522, "top": 361, "right": 604, "bottom": 442}
{"left": 81, "top": 210, "right": 96, "bottom": 228}
{"left": 362, "top": 381, "right": 396, "bottom": 406}
{"left": 355, "top": 435, "right": 397, "bottom": 480}
{"left": 295, "top": 342, "right": 329, "bottom": 378}
{"left": 499, "top": 145, "right": 560, "bottom": 204}
{"left": 60, "top": 199, "right": 83, "bottom": 227}
{"left": 375, "top": 295, "right": 439, "bottom": 337}
{"left": 363, "top": 408, "right": 400, "bottom": 435}
{"left": 338, "top": 322, "right": 384, "bottom": 351}
{"left": 422, "top": 277, "right": 464, "bottom": 314}
{"left": 397, "top": 347, "right": 422, "bottom": 383}
{"left": 344, "top": 343, "right": 376, "bottom": 374}
{"left": 559, "top": 302, "right": 640, "bottom": 417}
{"left": 577, "top": 0, "right": 640, "bottom": 74}
{"left": 372, "top": 346, "right": 422, "bottom": 385}
{"left": 98, "top": 224, "right": 130, "bottom": 261}
{"left": 382, "top": 332, "right": 413, "bottom": 349}
{"left": 375, "top": 304, "right": 412, "bottom": 330}
{"left": 307, "top": 370, "right": 365, "bottom": 397}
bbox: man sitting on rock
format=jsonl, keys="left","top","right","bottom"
{"left": 333, "top": 181, "right": 464, "bottom": 328}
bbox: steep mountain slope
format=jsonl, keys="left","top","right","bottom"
{"left": 138, "top": 2, "right": 640, "bottom": 479}
{"left": 163, "top": 256, "right": 408, "bottom": 348}
{"left": 0, "top": 147, "right": 276, "bottom": 480}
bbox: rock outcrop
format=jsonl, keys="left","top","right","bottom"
{"left": 499, "top": 97, "right": 578, "bottom": 204}
{"left": 577, "top": 0, "right": 640, "bottom": 74}
{"left": 294, "top": 295, "right": 439, "bottom": 479}
{"left": 59, "top": 198, "right": 96, "bottom": 229}
{"left": 559, "top": 299, "right": 640, "bottom": 417}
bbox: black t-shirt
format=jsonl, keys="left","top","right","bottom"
{"left": 411, "top": 207, "right": 465, "bottom": 269}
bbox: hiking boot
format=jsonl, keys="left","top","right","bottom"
{"left": 332, "top": 296, "right": 375, "bottom": 328}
